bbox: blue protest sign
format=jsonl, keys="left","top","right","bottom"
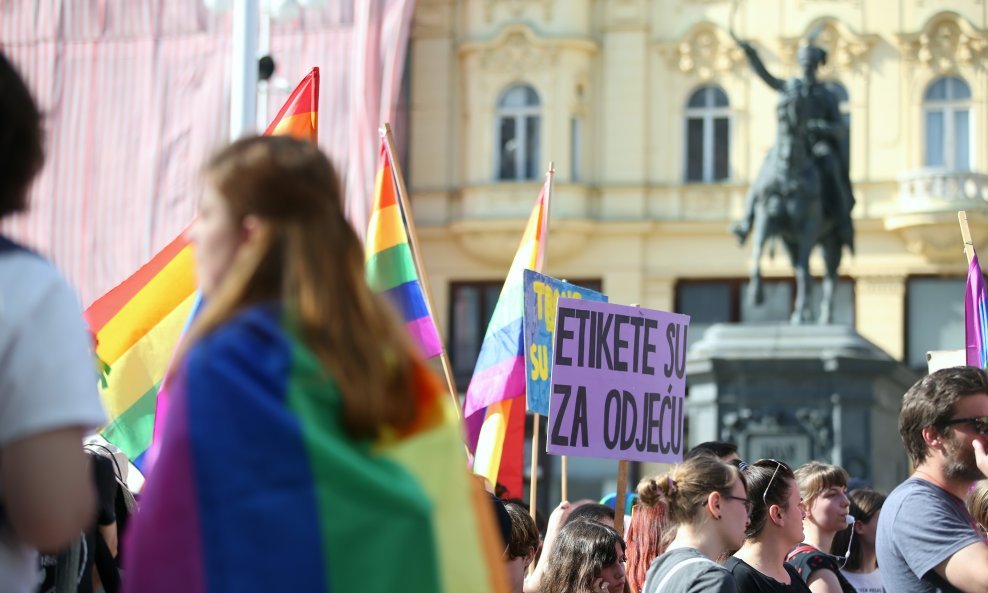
{"left": 523, "top": 270, "right": 607, "bottom": 416}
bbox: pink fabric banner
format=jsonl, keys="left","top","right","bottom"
{"left": 0, "top": 0, "right": 413, "bottom": 305}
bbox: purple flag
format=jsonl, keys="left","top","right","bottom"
{"left": 965, "top": 253, "right": 988, "bottom": 368}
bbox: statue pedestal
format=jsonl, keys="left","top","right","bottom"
{"left": 686, "top": 324, "right": 918, "bottom": 492}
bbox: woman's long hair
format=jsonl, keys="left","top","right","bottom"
{"left": 626, "top": 477, "right": 669, "bottom": 593}
{"left": 185, "top": 136, "right": 416, "bottom": 438}
{"left": 540, "top": 521, "right": 625, "bottom": 593}
{"left": 830, "top": 488, "right": 886, "bottom": 571}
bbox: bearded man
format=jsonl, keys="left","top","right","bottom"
{"left": 877, "top": 366, "right": 988, "bottom": 593}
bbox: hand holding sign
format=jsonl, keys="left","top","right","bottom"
{"left": 547, "top": 299, "right": 690, "bottom": 464}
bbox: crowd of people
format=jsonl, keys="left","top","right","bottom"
{"left": 1, "top": 49, "right": 988, "bottom": 593}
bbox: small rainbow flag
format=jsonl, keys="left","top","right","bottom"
{"left": 464, "top": 173, "right": 551, "bottom": 496}
{"left": 965, "top": 252, "right": 988, "bottom": 368}
{"left": 122, "top": 305, "right": 509, "bottom": 593}
{"left": 264, "top": 67, "right": 319, "bottom": 141}
{"left": 365, "top": 137, "right": 442, "bottom": 358}
{"left": 86, "top": 69, "right": 320, "bottom": 468}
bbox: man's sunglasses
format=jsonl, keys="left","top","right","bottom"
{"left": 942, "top": 416, "right": 988, "bottom": 435}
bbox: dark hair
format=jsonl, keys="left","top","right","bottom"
{"left": 540, "top": 521, "right": 625, "bottom": 593}
{"left": 489, "top": 494, "right": 512, "bottom": 550}
{"left": 830, "top": 489, "right": 886, "bottom": 571}
{"left": 737, "top": 459, "right": 796, "bottom": 539}
{"left": 0, "top": 52, "right": 45, "bottom": 217}
{"left": 627, "top": 477, "right": 670, "bottom": 593}
{"left": 685, "top": 441, "right": 739, "bottom": 461}
{"left": 899, "top": 366, "right": 988, "bottom": 466}
{"left": 504, "top": 502, "right": 540, "bottom": 560}
{"left": 565, "top": 503, "right": 616, "bottom": 527}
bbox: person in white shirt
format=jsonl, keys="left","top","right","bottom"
{"left": 830, "top": 488, "right": 885, "bottom": 593}
{"left": 0, "top": 51, "right": 106, "bottom": 593}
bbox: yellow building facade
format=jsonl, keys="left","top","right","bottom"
{"left": 407, "top": 0, "right": 988, "bottom": 501}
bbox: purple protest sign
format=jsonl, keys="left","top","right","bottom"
{"left": 547, "top": 298, "right": 691, "bottom": 463}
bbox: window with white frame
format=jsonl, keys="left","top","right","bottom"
{"left": 496, "top": 85, "right": 541, "bottom": 181}
{"left": 924, "top": 76, "right": 971, "bottom": 170}
{"left": 685, "top": 85, "right": 730, "bottom": 182}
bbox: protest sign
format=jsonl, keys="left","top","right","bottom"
{"left": 523, "top": 270, "right": 607, "bottom": 416}
{"left": 547, "top": 299, "right": 690, "bottom": 463}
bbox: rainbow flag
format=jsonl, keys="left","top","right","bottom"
{"left": 121, "top": 305, "right": 508, "bottom": 593}
{"left": 84, "top": 233, "right": 197, "bottom": 466}
{"left": 464, "top": 175, "right": 551, "bottom": 496}
{"left": 264, "top": 67, "right": 319, "bottom": 140}
{"left": 965, "top": 252, "right": 988, "bottom": 368}
{"left": 86, "top": 69, "right": 320, "bottom": 468}
{"left": 365, "top": 137, "right": 442, "bottom": 358}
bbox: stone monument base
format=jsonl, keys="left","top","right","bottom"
{"left": 686, "top": 323, "right": 918, "bottom": 492}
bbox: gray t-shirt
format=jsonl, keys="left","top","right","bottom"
{"left": 876, "top": 477, "right": 982, "bottom": 593}
{"left": 642, "top": 547, "right": 738, "bottom": 593}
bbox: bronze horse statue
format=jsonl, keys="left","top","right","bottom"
{"left": 732, "top": 38, "right": 854, "bottom": 325}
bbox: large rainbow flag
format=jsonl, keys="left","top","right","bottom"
{"left": 365, "top": 136, "right": 442, "bottom": 358}
{"left": 85, "top": 69, "right": 320, "bottom": 467}
{"left": 965, "top": 251, "right": 988, "bottom": 368}
{"left": 464, "top": 174, "right": 551, "bottom": 497}
{"left": 121, "top": 305, "right": 508, "bottom": 593}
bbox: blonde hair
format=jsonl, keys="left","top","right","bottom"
{"left": 650, "top": 454, "right": 745, "bottom": 548}
{"left": 793, "top": 461, "right": 848, "bottom": 505}
{"left": 185, "top": 136, "right": 417, "bottom": 438}
{"left": 968, "top": 480, "right": 988, "bottom": 532}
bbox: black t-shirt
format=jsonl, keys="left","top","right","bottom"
{"left": 725, "top": 556, "right": 813, "bottom": 593}
{"left": 787, "top": 544, "right": 857, "bottom": 593}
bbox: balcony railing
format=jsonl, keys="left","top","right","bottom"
{"left": 898, "top": 169, "right": 988, "bottom": 213}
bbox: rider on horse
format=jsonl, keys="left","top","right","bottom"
{"left": 731, "top": 39, "right": 855, "bottom": 253}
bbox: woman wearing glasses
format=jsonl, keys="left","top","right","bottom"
{"left": 726, "top": 459, "right": 812, "bottom": 592}
{"left": 786, "top": 462, "right": 856, "bottom": 593}
{"left": 640, "top": 454, "right": 749, "bottom": 593}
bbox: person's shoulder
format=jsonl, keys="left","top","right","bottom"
{"left": 186, "top": 304, "right": 287, "bottom": 371}
{"left": 0, "top": 246, "right": 71, "bottom": 305}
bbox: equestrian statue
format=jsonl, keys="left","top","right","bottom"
{"left": 730, "top": 32, "right": 856, "bottom": 324}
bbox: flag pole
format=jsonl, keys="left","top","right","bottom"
{"left": 529, "top": 162, "right": 555, "bottom": 532}
{"left": 381, "top": 124, "right": 462, "bottom": 420}
{"left": 959, "top": 211, "right": 976, "bottom": 265}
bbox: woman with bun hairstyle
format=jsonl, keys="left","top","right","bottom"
{"left": 829, "top": 489, "right": 885, "bottom": 593}
{"left": 786, "top": 462, "right": 856, "bottom": 593}
{"left": 725, "top": 459, "right": 812, "bottom": 592}
{"left": 640, "top": 454, "right": 750, "bottom": 593}
{"left": 626, "top": 476, "right": 670, "bottom": 593}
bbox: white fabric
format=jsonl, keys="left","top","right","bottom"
{"left": 841, "top": 567, "right": 883, "bottom": 593}
{"left": 0, "top": 249, "right": 106, "bottom": 593}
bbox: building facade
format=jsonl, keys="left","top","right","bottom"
{"left": 407, "top": 0, "right": 988, "bottom": 505}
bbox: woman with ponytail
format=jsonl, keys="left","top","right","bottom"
{"left": 123, "top": 137, "right": 451, "bottom": 592}
{"left": 626, "top": 476, "right": 670, "bottom": 593}
{"left": 640, "top": 454, "right": 749, "bottom": 593}
{"left": 726, "top": 459, "right": 812, "bottom": 592}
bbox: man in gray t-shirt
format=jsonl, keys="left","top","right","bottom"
{"left": 877, "top": 478, "right": 981, "bottom": 593}
{"left": 875, "top": 367, "right": 988, "bottom": 593}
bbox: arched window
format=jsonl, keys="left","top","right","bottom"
{"left": 685, "top": 85, "right": 730, "bottom": 182}
{"left": 495, "top": 85, "right": 541, "bottom": 180}
{"left": 924, "top": 76, "right": 971, "bottom": 170}
{"left": 823, "top": 81, "right": 850, "bottom": 164}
